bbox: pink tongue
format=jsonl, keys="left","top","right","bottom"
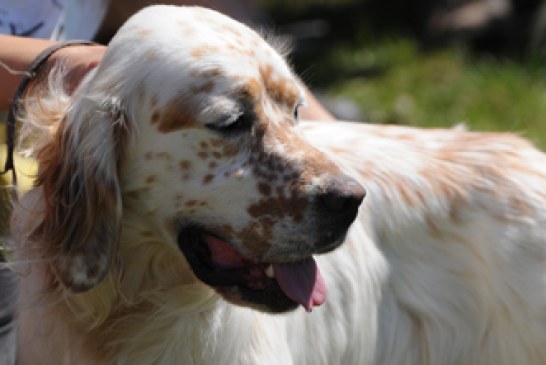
{"left": 206, "top": 235, "right": 328, "bottom": 311}
{"left": 273, "top": 257, "right": 327, "bottom": 312}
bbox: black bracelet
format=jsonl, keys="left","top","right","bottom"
{"left": 2, "top": 40, "right": 96, "bottom": 188}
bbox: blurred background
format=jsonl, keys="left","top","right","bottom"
{"left": 256, "top": 0, "right": 546, "bottom": 148}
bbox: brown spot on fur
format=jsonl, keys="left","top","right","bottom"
{"left": 145, "top": 175, "right": 156, "bottom": 184}
{"left": 198, "top": 151, "right": 208, "bottom": 159}
{"left": 426, "top": 214, "right": 444, "bottom": 239}
{"left": 210, "top": 138, "right": 223, "bottom": 147}
{"left": 216, "top": 224, "right": 235, "bottom": 241}
{"left": 192, "top": 67, "right": 223, "bottom": 79}
{"left": 208, "top": 161, "right": 218, "bottom": 169}
{"left": 139, "top": 29, "right": 151, "bottom": 37}
{"left": 191, "top": 81, "right": 215, "bottom": 94}
{"left": 151, "top": 111, "right": 160, "bottom": 124}
{"left": 449, "top": 193, "right": 465, "bottom": 224}
{"left": 203, "top": 174, "right": 214, "bottom": 184}
{"left": 191, "top": 45, "right": 219, "bottom": 59}
{"left": 185, "top": 200, "right": 198, "bottom": 207}
{"left": 180, "top": 24, "right": 194, "bottom": 37}
{"left": 247, "top": 195, "right": 307, "bottom": 223}
{"left": 248, "top": 122, "right": 340, "bottom": 186}
{"left": 146, "top": 50, "right": 157, "bottom": 61}
{"left": 155, "top": 95, "right": 199, "bottom": 133}
{"left": 510, "top": 196, "right": 533, "bottom": 215}
{"left": 258, "top": 183, "right": 271, "bottom": 196}
{"left": 221, "top": 144, "right": 238, "bottom": 157}
{"left": 179, "top": 160, "right": 191, "bottom": 170}
{"left": 259, "top": 64, "right": 298, "bottom": 106}
{"left": 221, "top": 23, "right": 243, "bottom": 38}
{"left": 259, "top": 217, "right": 274, "bottom": 240}
{"left": 237, "top": 78, "right": 261, "bottom": 102}
{"left": 236, "top": 217, "right": 275, "bottom": 257}
{"left": 226, "top": 43, "right": 244, "bottom": 56}
{"left": 397, "top": 180, "right": 415, "bottom": 207}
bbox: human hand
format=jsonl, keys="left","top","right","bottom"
{"left": 45, "top": 44, "right": 106, "bottom": 93}
{"left": 0, "top": 36, "right": 105, "bottom": 110}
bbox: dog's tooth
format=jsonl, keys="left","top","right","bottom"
{"left": 264, "top": 265, "right": 274, "bottom": 278}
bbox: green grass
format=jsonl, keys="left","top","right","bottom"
{"left": 309, "top": 37, "right": 546, "bottom": 149}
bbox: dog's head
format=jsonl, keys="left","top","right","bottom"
{"left": 29, "top": 6, "right": 365, "bottom": 313}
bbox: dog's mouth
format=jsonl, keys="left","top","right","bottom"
{"left": 177, "top": 226, "right": 327, "bottom": 313}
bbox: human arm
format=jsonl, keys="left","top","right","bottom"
{"left": 301, "top": 87, "right": 335, "bottom": 121}
{"left": 0, "top": 34, "right": 105, "bottom": 110}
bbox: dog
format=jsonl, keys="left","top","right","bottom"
{"left": 9, "top": 5, "right": 546, "bottom": 364}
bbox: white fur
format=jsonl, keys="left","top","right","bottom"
{"left": 10, "top": 5, "right": 546, "bottom": 365}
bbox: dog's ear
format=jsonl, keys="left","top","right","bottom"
{"left": 32, "top": 99, "right": 129, "bottom": 292}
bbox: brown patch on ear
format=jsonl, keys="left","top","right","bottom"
{"left": 32, "top": 111, "right": 126, "bottom": 292}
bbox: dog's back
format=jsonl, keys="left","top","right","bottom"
{"left": 301, "top": 121, "right": 546, "bottom": 364}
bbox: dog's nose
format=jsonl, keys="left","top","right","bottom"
{"left": 311, "top": 176, "right": 365, "bottom": 253}
{"left": 319, "top": 177, "right": 366, "bottom": 216}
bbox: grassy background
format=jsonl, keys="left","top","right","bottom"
{"left": 323, "top": 38, "right": 546, "bottom": 148}
{"left": 266, "top": 1, "right": 546, "bottom": 149}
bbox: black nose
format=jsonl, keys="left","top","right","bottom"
{"left": 312, "top": 177, "right": 366, "bottom": 253}
{"left": 319, "top": 178, "right": 366, "bottom": 216}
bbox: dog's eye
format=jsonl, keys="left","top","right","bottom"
{"left": 206, "top": 112, "right": 253, "bottom": 136}
{"left": 294, "top": 103, "right": 302, "bottom": 121}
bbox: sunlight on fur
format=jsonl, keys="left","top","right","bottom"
{"left": 8, "top": 5, "right": 546, "bottom": 365}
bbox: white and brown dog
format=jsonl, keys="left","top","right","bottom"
{"left": 10, "top": 5, "right": 546, "bottom": 364}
